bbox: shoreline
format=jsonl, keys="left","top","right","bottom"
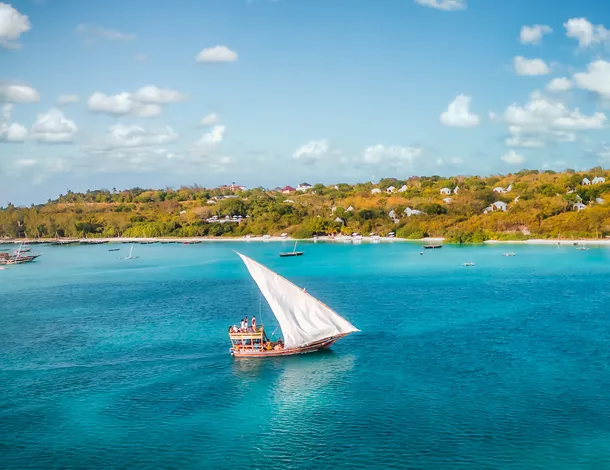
{"left": 1, "top": 236, "right": 609, "bottom": 246}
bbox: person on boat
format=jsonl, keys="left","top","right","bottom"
{"left": 231, "top": 325, "right": 238, "bottom": 333}
{"left": 244, "top": 317, "right": 249, "bottom": 331}
{"left": 251, "top": 316, "right": 256, "bottom": 332}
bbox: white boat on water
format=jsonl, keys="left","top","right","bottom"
{"left": 503, "top": 252, "right": 516, "bottom": 257}
{"left": 462, "top": 262, "right": 476, "bottom": 267}
{"left": 229, "top": 252, "right": 359, "bottom": 357}
{"left": 120, "top": 245, "right": 139, "bottom": 260}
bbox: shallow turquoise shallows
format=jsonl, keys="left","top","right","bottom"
{"left": 2, "top": 241, "right": 610, "bottom": 469}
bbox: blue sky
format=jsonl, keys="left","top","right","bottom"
{"left": 2, "top": 0, "right": 610, "bottom": 204}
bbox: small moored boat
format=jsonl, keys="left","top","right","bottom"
{"left": 462, "top": 262, "right": 476, "bottom": 267}
{"left": 229, "top": 252, "right": 359, "bottom": 357}
{"left": 423, "top": 244, "right": 443, "bottom": 249}
{"left": 503, "top": 252, "right": 516, "bottom": 257}
{"left": 280, "top": 240, "right": 304, "bottom": 257}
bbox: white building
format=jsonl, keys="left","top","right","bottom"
{"left": 405, "top": 207, "right": 425, "bottom": 217}
{"left": 592, "top": 177, "right": 606, "bottom": 184}
{"left": 582, "top": 178, "right": 591, "bottom": 186}
{"left": 493, "top": 201, "right": 507, "bottom": 211}
{"left": 297, "top": 182, "right": 313, "bottom": 191}
{"left": 574, "top": 202, "right": 586, "bottom": 211}
{"left": 371, "top": 188, "right": 382, "bottom": 195}
{"left": 398, "top": 185, "right": 408, "bottom": 193}
{"left": 596, "top": 197, "right": 605, "bottom": 204}
{"left": 388, "top": 209, "right": 397, "bottom": 219}
{"left": 453, "top": 186, "right": 459, "bottom": 195}
{"left": 440, "top": 188, "right": 451, "bottom": 195}
{"left": 443, "top": 197, "right": 452, "bottom": 204}
{"left": 386, "top": 186, "right": 396, "bottom": 194}
{"left": 346, "top": 205, "right": 354, "bottom": 212}
{"left": 493, "top": 187, "right": 505, "bottom": 193}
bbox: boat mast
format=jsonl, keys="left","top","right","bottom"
{"left": 293, "top": 240, "right": 297, "bottom": 253}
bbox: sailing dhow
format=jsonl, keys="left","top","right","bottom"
{"left": 229, "top": 252, "right": 359, "bottom": 357}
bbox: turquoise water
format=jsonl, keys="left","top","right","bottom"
{"left": 2, "top": 241, "right": 610, "bottom": 469}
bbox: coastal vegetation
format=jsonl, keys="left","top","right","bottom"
{"left": 2, "top": 168, "right": 610, "bottom": 242}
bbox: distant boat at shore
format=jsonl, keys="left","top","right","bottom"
{"left": 280, "top": 240, "right": 304, "bottom": 257}
{"left": 424, "top": 244, "right": 442, "bottom": 249}
{"left": 120, "top": 245, "right": 139, "bottom": 260}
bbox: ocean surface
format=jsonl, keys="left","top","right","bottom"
{"left": 2, "top": 241, "right": 610, "bottom": 469}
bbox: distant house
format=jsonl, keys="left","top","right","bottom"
{"left": 206, "top": 199, "right": 217, "bottom": 205}
{"left": 592, "top": 177, "right": 606, "bottom": 184}
{"left": 443, "top": 197, "right": 452, "bottom": 204}
{"left": 596, "top": 197, "right": 605, "bottom": 204}
{"left": 388, "top": 209, "right": 397, "bottom": 219}
{"left": 493, "top": 187, "right": 505, "bottom": 193}
{"left": 371, "top": 188, "right": 382, "bottom": 195}
{"left": 582, "top": 178, "right": 591, "bottom": 185}
{"left": 346, "top": 206, "right": 354, "bottom": 212}
{"left": 386, "top": 186, "right": 396, "bottom": 194}
{"left": 334, "top": 217, "right": 344, "bottom": 224}
{"left": 297, "top": 182, "right": 313, "bottom": 191}
{"left": 574, "top": 202, "right": 586, "bottom": 211}
{"left": 405, "top": 207, "right": 425, "bottom": 217}
{"left": 493, "top": 201, "right": 507, "bottom": 211}
{"left": 514, "top": 196, "right": 520, "bottom": 203}
{"left": 506, "top": 184, "right": 513, "bottom": 192}
{"left": 283, "top": 199, "right": 294, "bottom": 203}
{"left": 398, "top": 185, "right": 408, "bottom": 193}
{"left": 484, "top": 201, "right": 507, "bottom": 213}
{"left": 219, "top": 183, "right": 246, "bottom": 192}
{"left": 453, "top": 186, "right": 459, "bottom": 195}
{"left": 440, "top": 188, "right": 451, "bottom": 195}
{"left": 282, "top": 185, "right": 295, "bottom": 193}
{"left": 331, "top": 206, "right": 337, "bottom": 213}
{"left": 334, "top": 185, "right": 339, "bottom": 190}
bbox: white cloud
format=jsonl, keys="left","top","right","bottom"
{"left": 440, "top": 94, "right": 479, "bottom": 127}
{"left": 87, "top": 86, "right": 184, "bottom": 117}
{"left": 136, "top": 104, "right": 162, "bottom": 118}
{"left": 292, "top": 139, "right": 330, "bottom": 162}
{"left": 564, "top": 18, "right": 610, "bottom": 48}
{"left": 414, "top": 0, "right": 466, "bottom": 11}
{"left": 520, "top": 24, "right": 552, "bottom": 45}
{"left": 573, "top": 60, "right": 610, "bottom": 99}
{"left": 195, "top": 45, "right": 238, "bottom": 63}
{"left": 546, "top": 77, "right": 573, "bottom": 93}
{"left": 501, "top": 150, "right": 526, "bottom": 165}
{"left": 75, "top": 24, "right": 135, "bottom": 43}
{"left": 0, "top": 104, "right": 27, "bottom": 142}
{"left": 104, "top": 124, "right": 178, "bottom": 149}
{"left": 88, "top": 92, "right": 133, "bottom": 115}
{"left": 0, "top": 3, "right": 30, "bottom": 49}
{"left": 362, "top": 144, "right": 423, "bottom": 165}
{"left": 514, "top": 56, "right": 550, "bottom": 76}
{"left": 30, "top": 109, "right": 78, "bottom": 143}
{"left": 193, "top": 125, "right": 226, "bottom": 147}
{"left": 0, "top": 83, "right": 40, "bottom": 103}
{"left": 201, "top": 113, "right": 219, "bottom": 126}
{"left": 57, "top": 94, "right": 79, "bottom": 105}
{"left": 132, "top": 85, "right": 186, "bottom": 104}
{"left": 502, "top": 91, "right": 606, "bottom": 148}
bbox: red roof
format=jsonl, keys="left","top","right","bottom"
{"left": 282, "top": 186, "right": 295, "bottom": 191}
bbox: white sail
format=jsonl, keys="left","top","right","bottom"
{"left": 236, "top": 252, "right": 359, "bottom": 349}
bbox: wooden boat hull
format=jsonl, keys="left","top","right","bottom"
{"left": 279, "top": 251, "right": 304, "bottom": 257}
{"left": 423, "top": 245, "right": 442, "bottom": 249}
{"left": 231, "top": 334, "right": 348, "bottom": 358}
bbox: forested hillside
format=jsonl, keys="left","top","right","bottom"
{"left": 2, "top": 168, "right": 610, "bottom": 242}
